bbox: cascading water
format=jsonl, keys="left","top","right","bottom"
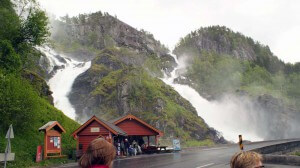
{"left": 162, "top": 54, "right": 263, "bottom": 142}
{"left": 38, "top": 47, "right": 91, "bottom": 120}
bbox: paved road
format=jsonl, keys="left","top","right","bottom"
{"left": 55, "top": 139, "right": 300, "bottom": 168}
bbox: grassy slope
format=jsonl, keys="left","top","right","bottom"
{"left": 79, "top": 48, "right": 218, "bottom": 144}
{"left": 173, "top": 26, "right": 300, "bottom": 109}
{"left": 0, "top": 72, "right": 79, "bottom": 167}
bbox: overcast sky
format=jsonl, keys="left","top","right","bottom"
{"left": 38, "top": 0, "right": 300, "bottom": 63}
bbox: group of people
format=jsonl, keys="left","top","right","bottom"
{"left": 79, "top": 138, "right": 264, "bottom": 168}
{"left": 115, "top": 138, "right": 143, "bottom": 156}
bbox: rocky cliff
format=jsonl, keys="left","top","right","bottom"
{"left": 172, "top": 26, "right": 300, "bottom": 140}
{"left": 174, "top": 26, "right": 285, "bottom": 74}
{"left": 69, "top": 47, "right": 225, "bottom": 143}
{"left": 51, "top": 12, "right": 175, "bottom": 75}
{"left": 49, "top": 12, "right": 225, "bottom": 143}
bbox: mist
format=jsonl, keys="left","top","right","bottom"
{"left": 162, "top": 53, "right": 300, "bottom": 142}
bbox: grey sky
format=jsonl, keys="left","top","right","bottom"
{"left": 38, "top": 0, "right": 300, "bottom": 63}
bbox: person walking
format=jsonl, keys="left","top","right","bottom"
{"left": 79, "top": 138, "right": 116, "bottom": 168}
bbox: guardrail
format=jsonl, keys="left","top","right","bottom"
{"left": 251, "top": 140, "right": 300, "bottom": 166}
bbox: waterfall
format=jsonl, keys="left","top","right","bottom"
{"left": 38, "top": 47, "right": 91, "bottom": 120}
{"left": 162, "top": 54, "right": 263, "bottom": 142}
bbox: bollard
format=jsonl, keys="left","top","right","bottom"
{"left": 239, "top": 135, "right": 244, "bottom": 151}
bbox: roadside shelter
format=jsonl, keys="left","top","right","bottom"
{"left": 72, "top": 114, "right": 163, "bottom": 155}
{"left": 111, "top": 114, "right": 163, "bottom": 146}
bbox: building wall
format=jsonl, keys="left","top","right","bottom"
{"left": 116, "top": 119, "right": 157, "bottom": 136}
{"left": 78, "top": 120, "right": 110, "bottom": 136}
{"left": 78, "top": 135, "right": 99, "bottom": 152}
{"left": 77, "top": 120, "right": 110, "bottom": 151}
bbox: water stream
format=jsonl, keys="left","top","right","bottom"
{"left": 162, "top": 54, "right": 263, "bottom": 142}
{"left": 38, "top": 47, "right": 91, "bottom": 120}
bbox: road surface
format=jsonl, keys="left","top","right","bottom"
{"left": 54, "top": 139, "right": 300, "bottom": 168}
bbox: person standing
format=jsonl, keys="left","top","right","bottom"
{"left": 124, "top": 139, "right": 130, "bottom": 156}
{"left": 132, "top": 140, "right": 137, "bottom": 156}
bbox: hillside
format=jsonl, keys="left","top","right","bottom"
{"left": 172, "top": 26, "right": 300, "bottom": 139}
{"left": 0, "top": 1, "right": 79, "bottom": 167}
{"left": 50, "top": 12, "right": 175, "bottom": 75}
{"left": 49, "top": 13, "right": 225, "bottom": 144}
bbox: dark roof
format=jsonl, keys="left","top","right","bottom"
{"left": 72, "top": 116, "right": 127, "bottom": 138}
{"left": 39, "top": 121, "right": 66, "bottom": 133}
{"left": 39, "top": 121, "right": 56, "bottom": 131}
{"left": 109, "top": 115, "right": 125, "bottom": 124}
{"left": 99, "top": 118, "right": 127, "bottom": 136}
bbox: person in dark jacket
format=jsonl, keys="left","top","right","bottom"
{"left": 120, "top": 140, "right": 125, "bottom": 156}
{"left": 79, "top": 138, "right": 116, "bottom": 168}
{"left": 124, "top": 138, "right": 130, "bottom": 156}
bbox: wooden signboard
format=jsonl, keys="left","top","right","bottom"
{"left": 39, "top": 121, "right": 66, "bottom": 159}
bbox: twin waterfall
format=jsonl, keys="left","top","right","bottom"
{"left": 40, "top": 47, "right": 262, "bottom": 142}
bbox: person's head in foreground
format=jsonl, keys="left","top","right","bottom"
{"left": 230, "top": 151, "right": 264, "bottom": 168}
{"left": 79, "top": 138, "right": 116, "bottom": 168}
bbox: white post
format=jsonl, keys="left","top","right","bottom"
{"left": 4, "top": 124, "right": 14, "bottom": 168}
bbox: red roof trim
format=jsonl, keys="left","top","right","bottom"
{"left": 72, "top": 116, "right": 118, "bottom": 139}
{"left": 46, "top": 121, "right": 66, "bottom": 133}
{"left": 113, "top": 114, "right": 163, "bottom": 136}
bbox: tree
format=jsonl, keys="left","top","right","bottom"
{"left": 0, "top": 0, "right": 21, "bottom": 42}
{"left": 18, "top": 9, "right": 50, "bottom": 47}
{"left": 0, "top": 0, "right": 50, "bottom": 72}
{"left": 0, "top": 40, "right": 21, "bottom": 72}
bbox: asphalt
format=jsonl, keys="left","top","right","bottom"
{"left": 54, "top": 139, "right": 300, "bottom": 168}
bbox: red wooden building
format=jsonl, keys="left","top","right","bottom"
{"left": 111, "top": 114, "right": 163, "bottom": 146}
{"left": 72, "top": 114, "right": 163, "bottom": 153}
{"left": 39, "top": 121, "right": 66, "bottom": 159}
{"left": 72, "top": 116, "right": 127, "bottom": 152}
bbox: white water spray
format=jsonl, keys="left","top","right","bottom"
{"left": 162, "top": 54, "right": 263, "bottom": 142}
{"left": 38, "top": 47, "right": 91, "bottom": 120}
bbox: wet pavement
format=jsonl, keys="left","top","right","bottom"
{"left": 54, "top": 139, "right": 300, "bottom": 168}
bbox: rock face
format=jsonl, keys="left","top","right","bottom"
{"left": 51, "top": 12, "right": 176, "bottom": 75}
{"left": 175, "top": 27, "right": 256, "bottom": 61}
{"left": 21, "top": 70, "right": 54, "bottom": 104}
{"left": 173, "top": 26, "right": 300, "bottom": 140}
{"left": 50, "top": 13, "right": 228, "bottom": 143}
{"left": 69, "top": 47, "right": 226, "bottom": 143}
{"left": 173, "top": 26, "right": 285, "bottom": 74}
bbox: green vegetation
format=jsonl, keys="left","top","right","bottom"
{"left": 174, "top": 26, "right": 300, "bottom": 109}
{"left": 183, "top": 139, "right": 214, "bottom": 148}
{"left": 73, "top": 47, "right": 222, "bottom": 143}
{"left": 174, "top": 26, "right": 286, "bottom": 74}
{"left": 0, "top": 0, "right": 79, "bottom": 167}
{"left": 294, "top": 151, "right": 300, "bottom": 156}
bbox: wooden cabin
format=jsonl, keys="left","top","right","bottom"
{"left": 111, "top": 114, "right": 163, "bottom": 146}
{"left": 72, "top": 116, "right": 127, "bottom": 152}
{"left": 72, "top": 114, "right": 163, "bottom": 156}
{"left": 39, "top": 121, "right": 66, "bottom": 159}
